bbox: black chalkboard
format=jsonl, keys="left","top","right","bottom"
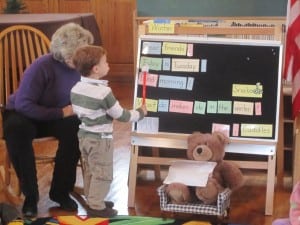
{"left": 137, "top": 0, "right": 287, "bottom": 17}
{"left": 133, "top": 36, "right": 282, "bottom": 141}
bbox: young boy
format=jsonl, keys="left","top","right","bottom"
{"left": 70, "top": 45, "right": 147, "bottom": 217}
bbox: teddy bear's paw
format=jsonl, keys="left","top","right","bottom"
{"left": 165, "top": 183, "right": 191, "bottom": 204}
{"left": 195, "top": 179, "right": 224, "bottom": 205}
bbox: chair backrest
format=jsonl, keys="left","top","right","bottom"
{"left": 0, "top": 25, "right": 50, "bottom": 106}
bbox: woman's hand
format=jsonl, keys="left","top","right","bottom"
{"left": 62, "top": 105, "right": 74, "bottom": 117}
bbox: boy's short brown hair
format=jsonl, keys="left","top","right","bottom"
{"left": 73, "top": 45, "right": 107, "bottom": 77}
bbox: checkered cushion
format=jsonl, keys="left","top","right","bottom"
{"left": 157, "top": 185, "right": 231, "bottom": 216}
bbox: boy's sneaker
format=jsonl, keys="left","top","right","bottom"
{"left": 104, "top": 201, "right": 114, "bottom": 208}
{"left": 87, "top": 207, "right": 118, "bottom": 218}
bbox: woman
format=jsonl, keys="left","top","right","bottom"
{"left": 2, "top": 22, "right": 94, "bottom": 218}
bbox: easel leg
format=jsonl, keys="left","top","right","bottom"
{"left": 152, "top": 147, "right": 161, "bottom": 180}
{"left": 128, "top": 145, "right": 139, "bottom": 208}
{"left": 276, "top": 90, "right": 284, "bottom": 187}
{"left": 265, "top": 153, "right": 276, "bottom": 215}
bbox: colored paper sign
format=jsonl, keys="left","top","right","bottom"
{"left": 169, "top": 100, "right": 193, "bottom": 114}
{"left": 233, "top": 101, "right": 254, "bottom": 115}
{"left": 255, "top": 102, "right": 262, "bottom": 115}
{"left": 186, "top": 77, "right": 194, "bottom": 90}
{"left": 162, "top": 42, "right": 187, "bottom": 55}
{"left": 232, "top": 123, "right": 240, "bottom": 136}
{"left": 148, "top": 23, "right": 175, "bottom": 34}
{"left": 158, "top": 75, "right": 187, "bottom": 90}
{"left": 172, "top": 58, "right": 200, "bottom": 72}
{"left": 212, "top": 123, "right": 230, "bottom": 137}
{"left": 194, "top": 101, "right": 206, "bottom": 114}
{"left": 138, "top": 72, "right": 158, "bottom": 87}
{"left": 232, "top": 83, "right": 263, "bottom": 98}
{"left": 140, "top": 56, "right": 162, "bottom": 71}
{"left": 158, "top": 99, "right": 169, "bottom": 112}
{"left": 142, "top": 41, "right": 162, "bottom": 55}
{"left": 200, "top": 59, "right": 207, "bottom": 72}
{"left": 136, "top": 98, "right": 158, "bottom": 112}
{"left": 217, "top": 101, "right": 232, "bottom": 114}
{"left": 240, "top": 124, "right": 273, "bottom": 137}
{"left": 137, "top": 117, "right": 159, "bottom": 134}
{"left": 187, "top": 43, "right": 194, "bottom": 57}
{"left": 162, "top": 58, "right": 171, "bottom": 70}
{"left": 207, "top": 101, "right": 217, "bottom": 113}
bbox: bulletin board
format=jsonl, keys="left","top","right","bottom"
{"left": 137, "top": 0, "right": 287, "bottom": 17}
{"left": 133, "top": 35, "right": 283, "bottom": 143}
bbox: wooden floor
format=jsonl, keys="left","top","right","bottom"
{"left": 0, "top": 80, "right": 294, "bottom": 225}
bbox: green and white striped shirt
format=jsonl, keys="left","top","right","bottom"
{"left": 71, "top": 77, "right": 144, "bottom": 135}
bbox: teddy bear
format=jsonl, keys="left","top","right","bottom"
{"left": 165, "top": 131, "right": 244, "bottom": 205}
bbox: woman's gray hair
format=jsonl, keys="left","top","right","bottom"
{"left": 50, "top": 23, "right": 94, "bottom": 63}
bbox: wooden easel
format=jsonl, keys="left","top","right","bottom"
{"left": 129, "top": 16, "right": 286, "bottom": 216}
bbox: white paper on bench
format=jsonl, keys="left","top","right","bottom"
{"left": 163, "top": 160, "right": 217, "bottom": 187}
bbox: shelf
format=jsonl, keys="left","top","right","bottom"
{"left": 282, "top": 82, "right": 293, "bottom": 174}
{"left": 284, "top": 118, "right": 293, "bottom": 123}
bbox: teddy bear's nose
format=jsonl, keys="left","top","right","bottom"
{"left": 197, "top": 148, "right": 203, "bottom": 154}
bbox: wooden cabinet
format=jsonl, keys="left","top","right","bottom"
{"left": 56, "top": 0, "right": 93, "bottom": 12}
{"left": 92, "top": 0, "right": 136, "bottom": 79}
{"left": 0, "top": 0, "right": 136, "bottom": 80}
{"left": 22, "top": 0, "right": 50, "bottom": 13}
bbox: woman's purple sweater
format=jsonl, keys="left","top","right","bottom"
{"left": 6, "top": 54, "right": 80, "bottom": 121}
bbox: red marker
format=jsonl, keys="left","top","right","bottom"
{"left": 142, "top": 65, "right": 149, "bottom": 105}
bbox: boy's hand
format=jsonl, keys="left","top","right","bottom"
{"left": 141, "top": 104, "right": 147, "bottom": 116}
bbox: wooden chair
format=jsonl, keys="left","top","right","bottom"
{"left": 0, "top": 25, "right": 58, "bottom": 200}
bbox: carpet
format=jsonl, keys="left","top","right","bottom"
{"left": 8, "top": 215, "right": 245, "bottom": 225}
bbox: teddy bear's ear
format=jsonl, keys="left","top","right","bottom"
{"left": 212, "top": 131, "right": 230, "bottom": 145}
{"left": 187, "top": 132, "right": 202, "bottom": 146}
{"left": 187, "top": 132, "right": 203, "bottom": 159}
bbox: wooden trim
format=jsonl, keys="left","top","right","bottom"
{"left": 108, "top": 63, "right": 134, "bottom": 81}
{"left": 293, "top": 116, "right": 300, "bottom": 186}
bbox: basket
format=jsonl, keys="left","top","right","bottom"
{"left": 157, "top": 185, "right": 231, "bottom": 216}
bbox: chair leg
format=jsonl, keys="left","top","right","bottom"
{"left": 4, "top": 151, "right": 11, "bottom": 186}
{"left": 0, "top": 164, "right": 22, "bottom": 205}
{"left": 4, "top": 151, "right": 22, "bottom": 198}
